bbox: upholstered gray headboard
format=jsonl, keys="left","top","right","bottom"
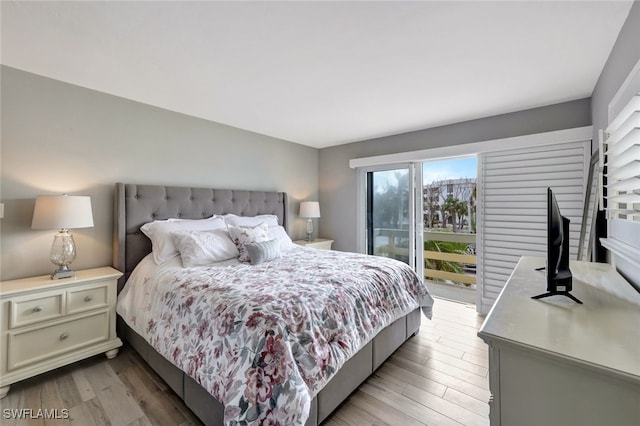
{"left": 113, "top": 183, "right": 288, "bottom": 291}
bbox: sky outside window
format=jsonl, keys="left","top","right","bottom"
{"left": 372, "top": 156, "right": 477, "bottom": 193}
{"left": 423, "top": 156, "right": 477, "bottom": 184}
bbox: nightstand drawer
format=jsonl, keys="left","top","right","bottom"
{"left": 10, "top": 293, "right": 64, "bottom": 329}
{"left": 307, "top": 240, "right": 333, "bottom": 250}
{"left": 7, "top": 311, "right": 109, "bottom": 371}
{"left": 294, "top": 239, "right": 334, "bottom": 250}
{"left": 67, "top": 284, "right": 108, "bottom": 315}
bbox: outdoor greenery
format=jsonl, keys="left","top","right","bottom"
{"left": 371, "top": 169, "right": 477, "bottom": 289}
{"left": 424, "top": 238, "right": 473, "bottom": 287}
{"left": 372, "top": 172, "right": 477, "bottom": 234}
{"left": 442, "top": 196, "right": 468, "bottom": 231}
{"left": 423, "top": 180, "right": 477, "bottom": 233}
{"left": 372, "top": 171, "right": 409, "bottom": 230}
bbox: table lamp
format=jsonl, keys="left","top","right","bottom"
{"left": 299, "top": 201, "right": 320, "bottom": 241}
{"left": 32, "top": 195, "right": 94, "bottom": 279}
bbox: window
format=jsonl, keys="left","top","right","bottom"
{"left": 600, "top": 59, "right": 640, "bottom": 285}
{"left": 358, "top": 164, "right": 423, "bottom": 278}
{"left": 603, "top": 94, "right": 640, "bottom": 222}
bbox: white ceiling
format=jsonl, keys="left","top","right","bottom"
{"left": 0, "top": 1, "right": 633, "bottom": 148}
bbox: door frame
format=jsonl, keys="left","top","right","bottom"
{"left": 356, "top": 163, "right": 423, "bottom": 274}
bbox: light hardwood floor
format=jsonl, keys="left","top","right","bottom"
{"left": 1, "top": 298, "right": 489, "bottom": 426}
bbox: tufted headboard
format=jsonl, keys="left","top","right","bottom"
{"left": 113, "top": 183, "right": 288, "bottom": 291}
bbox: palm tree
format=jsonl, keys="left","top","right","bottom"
{"left": 442, "top": 196, "right": 461, "bottom": 232}
{"left": 470, "top": 185, "right": 477, "bottom": 233}
{"left": 455, "top": 200, "right": 468, "bottom": 231}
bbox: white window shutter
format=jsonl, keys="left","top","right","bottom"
{"left": 600, "top": 61, "right": 640, "bottom": 277}
{"left": 477, "top": 140, "right": 590, "bottom": 314}
{"left": 604, "top": 94, "right": 640, "bottom": 221}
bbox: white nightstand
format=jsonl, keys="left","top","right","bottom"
{"left": 0, "top": 267, "right": 123, "bottom": 399}
{"left": 294, "top": 238, "right": 334, "bottom": 250}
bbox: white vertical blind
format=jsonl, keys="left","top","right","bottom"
{"left": 477, "top": 140, "right": 590, "bottom": 314}
{"left": 604, "top": 94, "right": 640, "bottom": 221}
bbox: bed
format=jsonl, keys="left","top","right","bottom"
{"left": 113, "top": 183, "right": 434, "bottom": 425}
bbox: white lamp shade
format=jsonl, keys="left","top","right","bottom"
{"left": 299, "top": 201, "right": 321, "bottom": 218}
{"left": 32, "top": 195, "right": 94, "bottom": 230}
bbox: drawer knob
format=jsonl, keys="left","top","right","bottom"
{"left": 33, "top": 306, "right": 43, "bottom": 313}
{"left": 59, "top": 333, "right": 69, "bottom": 341}
{"left": 84, "top": 295, "right": 93, "bottom": 302}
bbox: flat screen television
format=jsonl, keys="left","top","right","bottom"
{"left": 532, "top": 188, "right": 582, "bottom": 304}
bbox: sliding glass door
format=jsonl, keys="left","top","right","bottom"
{"left": 363, "top": 164, "right": 423, "bottom": 275}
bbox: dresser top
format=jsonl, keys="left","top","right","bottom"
{"left": 0, "top": 267, "right": 122, "bottom": 296}
{"left": 478, "top": 256, "right": 640, "bottom": 381}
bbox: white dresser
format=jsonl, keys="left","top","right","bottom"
{"left": 0, "top": 267, "right": 123, "bottom": 398}
{"left": 478, "top": 257, "right": 640, "bottom": 426}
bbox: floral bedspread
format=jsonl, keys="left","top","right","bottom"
{"left": 117, "top": 247, "right": 433, "bottom": 425}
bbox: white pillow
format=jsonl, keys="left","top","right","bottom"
{"left": 141, "top": 216, "right": 227, "bottom": 264}
{"left": 228, "top": 223, "right": 271, "bottom": 262}
{"left": 171, "top": 229, "right": 239, "bottom": 267}
{"left": 223, "top": 214, "right": 280, "bottom": 228}
{"left": 268, "top": 225, "right": 296, "bottom": 251}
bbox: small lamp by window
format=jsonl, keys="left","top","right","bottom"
{"left": 32, "top": 195, "right": 94, "bottom": 279}
{"left": 299, "top": 201, "right": 320, "bottom": 241}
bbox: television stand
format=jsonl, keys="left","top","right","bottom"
{"left": 479, "top": 257, "right": 640, "bottom": 426}
{"left": 532, "top": 266, "right": 580, "bottom": 303}
{"left": 532, "top": 291, "right": 583, "bottom": 304}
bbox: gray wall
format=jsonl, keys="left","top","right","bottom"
{"left": 591, "top": 0, "right": 640, "bottom": 287}
{"left": 0, "top": 66, "right": 319, "bottom": 281}
{"left": 319, "top": 99, "right": 592, "bottom": 253}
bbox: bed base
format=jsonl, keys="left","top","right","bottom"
{"left": 119, "top": 308, "right": 420, "bottom": 425}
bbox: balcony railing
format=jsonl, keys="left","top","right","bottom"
{"left": 373, "top": 228, "right": 477, "bottom": 286}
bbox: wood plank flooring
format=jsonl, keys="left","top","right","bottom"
{"left": 323, "top": 298, "right": 489, "bottom": 426}
{"left": 1, "top": 298, "right": 489, "bottom": 425}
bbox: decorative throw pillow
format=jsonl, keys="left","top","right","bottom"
{"left": 140, "top": 216, "right": 227, "bottom": 264}
{"left": 245, "top": 238, "right": 281, "bottom": 265}
{"left": 227, "top": 223, "right": 271, "bottom": 262}
{"left": 171, "top": 229, "right": 239, "bottom": 267}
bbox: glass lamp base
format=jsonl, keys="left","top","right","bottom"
{"left": 51, "top": 268, "right": 75, "bottom": 280}
{"left": 49, "top": 230, "right": 77, "bottom": 280}
{"left": 306, "top": 219, "right": 314, "bottom": 241}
